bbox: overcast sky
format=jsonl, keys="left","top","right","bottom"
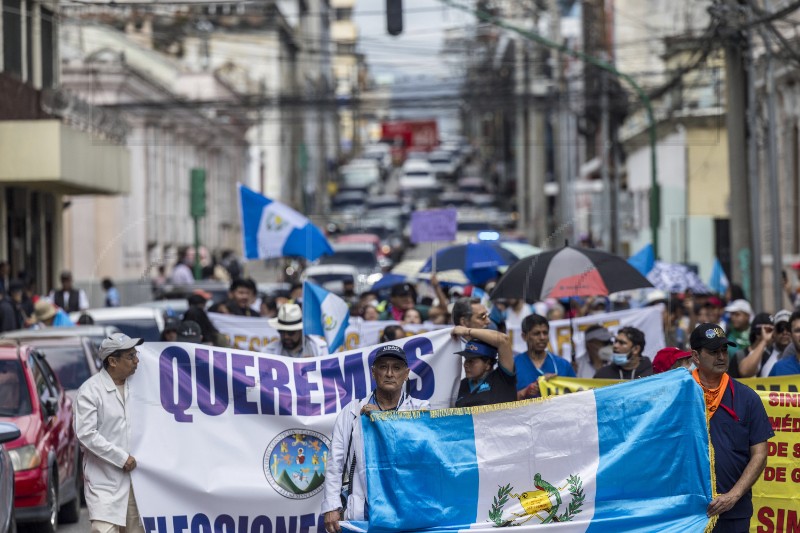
{"left": 353, "top": 0, "right": 474, "bottom": 80}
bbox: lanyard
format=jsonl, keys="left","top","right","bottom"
{"left": 532, "top": 353, "right": 557, "bottom": 376}
{"left": 619, "top": 367, "right": 637, "bottom": 380}
{"left": 716, "top": 379, "right": 739, "bottom": 422}
{"left": 368, "top": 390, "right": 406, "bottom": 411}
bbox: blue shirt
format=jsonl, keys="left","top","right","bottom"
{"left": 514, "top": 351, "right": 575, "bottom": 393}
{"left": 768, "top": 355, "right": 800, "bottom": 376}
{"left": 709, "top": 379, "right": 774, "bottom": 520}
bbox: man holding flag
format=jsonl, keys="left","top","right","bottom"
{"left": 263, "top": 303, "right": 329, "bottom": 357}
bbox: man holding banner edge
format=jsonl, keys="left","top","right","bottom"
{"left": 689, "top": 323, "right": 774, "bottom": 532}
{"left": 321, "top": 344, "right": 430, "bottom": 532}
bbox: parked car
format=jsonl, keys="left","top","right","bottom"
{"left": 0, "top": 328, "right": 108, "bottom": 398}
{"left": 0, "top": 423, "right": 20, "bottom": 533}
{"left": 427, "top": 150, "right": 459, "bottom": 179}
{"left": 302, "top": 264, "right": 366, "bottom": 295}
{"left": 338, "top": 159, "right": 381, "bottom": 192}
{"left": 317, "top": 242, "right": 383, "bottom": 286}
{"left": 70, "top": 306, "right": 165, "bottom": 342}
{"left": 0, "top": 342, "right": 81, "bottom": 531}
{"left": 399, "top": 160, "right": 439, "bottom": 191}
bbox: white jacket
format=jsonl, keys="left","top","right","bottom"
{"left": 73, "top": 369, "right": 133, "bottom": 525}
{"left": 321, "top": 392, "right": 430, "bottom": 520}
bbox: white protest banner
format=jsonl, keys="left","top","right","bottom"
{"left": 210, "top": 312, "right": 449, "bottom": 353}
{"left": 129, "top": 329, "right": 462, "bottom": 532}
{"left": 505, "top": 305, "right": 666, "bottom": 361}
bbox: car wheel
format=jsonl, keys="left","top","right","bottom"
{"left": 33, "top": 472, "right": 58, "bottom": 533}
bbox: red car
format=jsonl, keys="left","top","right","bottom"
{"left": 0, "top": 341, "right": 81, "bottom": 532}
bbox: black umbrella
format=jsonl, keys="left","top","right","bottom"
{"left": 490, "top": 245, "right": 653, "bottom": 303}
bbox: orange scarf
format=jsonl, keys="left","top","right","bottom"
{"left": 692, "top": 369, "right": 729, "bottom": 420}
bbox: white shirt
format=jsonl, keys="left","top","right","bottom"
{"left": 263, "top": 335, "right": 329, "bottom": 358}
{"left": 73, "top": 369, "right": 134, "bottom": 526}
{"left": 170, "top": 263, "right": 195, "bottom": 285}
{"left": 504, "top": 304, "right": 532, "bottom": 330}
{"left": 760, "top": 346, "right": 785, "bottom": 377}
{"left": 574, "top": 354, "right": 600, "bottom": 379}
{"left": 321, "top": 393, "right": 430, "bottom": 520}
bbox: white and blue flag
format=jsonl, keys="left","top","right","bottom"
{"left": 353, "top": 370, "right": 713, "bottom": 533}
{"left": 238, "top": 183, "right": 333, "bottom": 261}
{"left": 302, "top": 281, "right": 350, "bottom": 352}
{"left": 709, "top": 257, "right": 729, "bottom": 295}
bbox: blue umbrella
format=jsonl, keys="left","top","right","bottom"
{"left": 420, "top": 243, "right": 517, "bottom": 285}
{"left": 370, "top": 273, "right": 407, "bottom": 292}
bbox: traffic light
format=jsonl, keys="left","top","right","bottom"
{"left": 190, "top": 168, "right": 206, "bottom": 218}
{"left": 386, "top": 0, "right": 403, "bottom": 36}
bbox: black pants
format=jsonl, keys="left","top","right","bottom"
{"left": 712, "top": 517, "right": 750, "bottom": 533}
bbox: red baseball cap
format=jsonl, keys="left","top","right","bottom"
{"left": 653, "top": 347, "right": 692, "bottom": 374}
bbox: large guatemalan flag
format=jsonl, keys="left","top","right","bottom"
{"left": 238, "top": 183, "right": 334, "bottom": 261}
{"left": 302, "top": 280, "right": 350, "bottom": 352}
{"left": 350, "top": 370, "right": 714, "bottom": 533}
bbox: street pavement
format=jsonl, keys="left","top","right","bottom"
{"left": 17, "top": 506, "right": 90, "bottom": 533}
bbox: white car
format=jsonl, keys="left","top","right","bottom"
{"left": 339, "top": 159, "right": 382, "bottom": 192}
{"left": 399, "top": 160, "right": 438, "bottom": 191}
{"left": 70, "top": 306, "right": 166, "bottom": 342}
{"left": 302, "top": 264, "right": 370, "bottom": 295}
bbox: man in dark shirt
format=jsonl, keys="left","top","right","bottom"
{"left": 224, "top": 278, "right": 260, "bottom": 317}
{"left": 689, "top": 323, "right": 774, "bottom": 532}
{"left": 451, "top": 325, "right": 514, "bottom": 408}
{"left": 594, "top": 326, "right": 653, "bottom": 380}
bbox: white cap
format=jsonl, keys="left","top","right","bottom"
{"left": 99, "top": 333, "right": 143, "bottom": 360}
{"left": 773, "top": 309, "right": 792, "bottom": 324}
{"left": 724, "top": 299, "right": 753, "bottom": 317}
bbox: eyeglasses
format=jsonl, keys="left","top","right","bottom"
{"left": 776, "top": 323, "right": 790, "bottom": 333}
{"left": 473, "top": 312, "right": 489, "bottom": 320}
{"left": 114, "top": 350, "right": 139, "bottom": 361}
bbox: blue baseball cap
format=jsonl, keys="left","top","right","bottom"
{"left": 373, "top": 344, "right": 408, "bottom": 365}
{"left": 456, "top": 339, "right": 498, "bottom": 360}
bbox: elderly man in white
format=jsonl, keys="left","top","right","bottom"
{"left": 74, "top": 333, "right": 145, "bottom": 533}
{"left": 321, "top": 344, "right": 429, "bottom": 533}
{"left": 263, "top": 303, "right": 329, "bottom": 357}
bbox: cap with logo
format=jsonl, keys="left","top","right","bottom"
{"left": 177, "top": 320, "right": 203, "bottom": 343}
{"left": 373, "top": 344, "right": 408, "bottom": 364}
{"left": 690, "top": 323, "right": 736, "bottom": 351}
{"left": 391, "top": 283, "right": 415, "bottom": 297}
{"left": 99, "top": 332, "right": 144, "bottom": 360}
{"left": 773, "top": 309, "right": 792, "bottom": 325}
{"left": 455, "top": 339, "right": 498, "bottom": 360}
{"left": 652, "top": 347, "right": 692, "bottom": 374}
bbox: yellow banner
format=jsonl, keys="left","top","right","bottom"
{"left": 539, "top": 374, "right": 800, "bottom": 532}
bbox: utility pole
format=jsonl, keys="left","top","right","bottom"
{"left": 759, "top": 1, "right": 784, "bottom": 310}
{"left": 745, "top": 21, "right": 763, "bottom": 311}
{"left": 723, "top": 3, "right": 754, "bottom": 299}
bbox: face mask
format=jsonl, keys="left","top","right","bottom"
{"left": 612, "top": 353, "right": 630, "bottom": 366}
{"left": 598, "top": 346, "right": 614, "bottom": 361}
{"left": 687, "top": 363, "right": 697, "bottom": 372}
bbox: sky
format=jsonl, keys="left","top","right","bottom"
{"left": 353, "top": 0, "right": 474, "bottom": 80}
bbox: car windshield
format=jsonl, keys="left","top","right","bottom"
{"left": 96, "top": 319, "right": 161, "bottom": 342}
{"left": 319, "top": 251, "right": 378, "bottom": 269}
{"left": 0, "top": 359, "right": 32, "bottom": 417}
{"left": 36, "top": 346, "right": 93, "bottom": 391}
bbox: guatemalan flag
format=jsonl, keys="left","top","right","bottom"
{"left": 302, "top": 281, "right": 350, "bottom": 352}
{"left": 238, "top": 183, "right": 334, "bottom": 261}
{"left": 351, "top": 370, "right": 714, "bottom": 533}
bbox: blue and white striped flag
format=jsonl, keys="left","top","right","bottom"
{"left": 238, "top": 183, "right": 333, "bottom": 261}
{"left": 354, "top": 370, "right": 713, "bottom": 533}
{"left": 709, "top": 257, "right": 729, "bottom": 295}
{"left": 302, "top": 281, "right": 350, "bottom": 352}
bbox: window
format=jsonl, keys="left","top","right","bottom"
{"left": 25, "top": 0, "right": 33, "bottom": 82}
{"left": 3, "top": 0, "right": 22, "bottom": 78}
{"left": 41, "top": 6, "right": 54, "bottom": 88}
{"left": 0, "top": 360, "right": 32, "bottom": 416}
{"left": 335, "top": 7, "right": 352, "bottom": 20}
{"left": 29, "top": 353, "right": 57, "bottom": 405}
